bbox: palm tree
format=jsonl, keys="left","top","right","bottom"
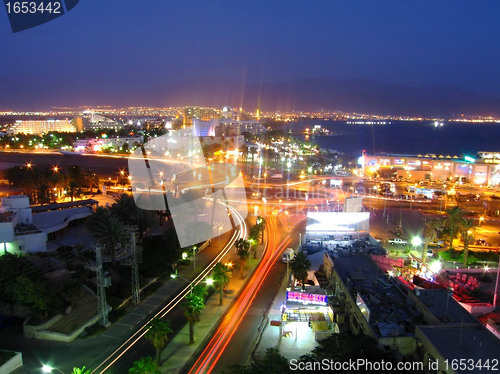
{"left": 248, "top": 224, "right": 260, "bottom": 259}
{"left": 183, "top": 285, "right": 207, "bottom": 344}
{"left": 145, "top": 317, "right": 173, "bottom": 365}
{"left": 86, "top": 207, "right": 128, "bottom": 264}
{"left": 113, "top": 194, "right": 155, "bottom": 240}
{"left": 65, "top": 179, "right": 83, "bottom": 202}
{"left": 257, "top": 216, "right": 267, "bottom": 243}
{"left": 422, "top": 219, "right": 440, "bottom": 263}
{"left": 460, "top": 219, "right": 476, "bottom": 268}
{"left": 443, "top": 207, "right": 466, "bottom": 250}
{"left": 85, "top": 170, "right": 99, "bottom": 194}
{"left": 129, "top": 356, "right": 159, "bottom": 374}
{"left": 72, "top": 367, "right": 91, "bottom": 374}
{"left": 290, "top": 252, "right": 311, "bottom": 291}
{"left": 235, "top": 238, "right": 250, "bottom": 279}
{"left": 212, "top": 263, "right": 232, "bottom": 306}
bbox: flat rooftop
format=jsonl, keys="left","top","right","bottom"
{"left": 415, "top": 288, "right": 478, "bottom": 325}
{"left": 417, "top": 324, "right": 500, "bottom": 374}
{"left": 333, "top": 253, "right": 418, "bottom": 337}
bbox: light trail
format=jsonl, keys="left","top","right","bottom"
{"left": 92, "top": 202, "right": 247, "bottom": 373}
{"left": 188, "top": 213, "right": 292, "bottom": 374}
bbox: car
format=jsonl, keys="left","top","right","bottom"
{"left": 428, "top": 240, "right": 444, "bottom": 248}
{"left": 388, "top": 238, "right": 408, "bottom": 245}
{"left": 282, "top": 248, "right": 295, "bottom": 263}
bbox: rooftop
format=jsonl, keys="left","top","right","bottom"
{"left": 333, "top": 253, "right": 419, "bottom": 337}
{"left": 416, "top": 324, "right": 500, "bottom": 374}
{"left": 414, "top": 288, "right": 478, "bottom": 325}
{"left": 30, "top": 199, "right": 98, "bottom": 213}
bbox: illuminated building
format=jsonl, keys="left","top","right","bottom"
{"left": 0, "top": 196, "right": 96, "bottom": 253}
{"left": 10, "top": 119, "right": 76, "bottom": 134}
{"left": 360, "top": 152, "right": 497, "bottom": 185}
{"left": 183, "top": 107, "right": 220, "bottom": 127}
{"left": 217, "top": 119, "right": 266, "bottom": 136}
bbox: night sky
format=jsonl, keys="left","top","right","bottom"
{"left": 1, "top": 1, "right": 500, "bottom": 110}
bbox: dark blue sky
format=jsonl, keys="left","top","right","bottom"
{"left": 1, "top": 0, "right": 500, "bottom": 110}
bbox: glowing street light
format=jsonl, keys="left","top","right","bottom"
{"left": 52, "top": 166, "right": 59, "bottom": 173}
{"left": 429, "top": 261, "right": 442, "bottom": 274}
{"left": 479, "top": 216, "right": 485, "bottom": 226}
{"left": 205, "top": 278, "right": 214, "bottom": 286}
{"left": 26, "top": 162, "right": 32, "bottom": 168}
{"left": 411, "top": 236, "right": 423, "bottom": 247}
{"left": 41, "top": 365, "right": 64, "bottom": 373}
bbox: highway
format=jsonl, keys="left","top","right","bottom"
{"left": 91, "top": 202, "right": 248, "bottom": 373}
{"left": 187, "top": 212, "right": 295, "bottom": 374}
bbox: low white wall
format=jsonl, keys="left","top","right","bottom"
{"left": 0, "top": 351, "right": 23, "bottom": 373}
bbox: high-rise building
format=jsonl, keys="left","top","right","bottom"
{"left": 183, "top": 107, "right": 220, "bottom": 127}
{"left": 10, "top": 119, "right": 76, "bottom": 134}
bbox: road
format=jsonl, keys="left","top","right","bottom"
{"left": 4, "top": 202, "right": 247, "bottom": 374}
{"left": 187, "top": 212, "right": 296, "bottom": 374}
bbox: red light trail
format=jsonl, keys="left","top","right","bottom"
{"left": 188, "top": 213, "right": 292, "bottom": 374}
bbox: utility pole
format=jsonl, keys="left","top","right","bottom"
{"left": 120, "top": 232, "right": 141, "bottom": 305}
{"left": 87, "top": 244, "right": 111, "bottom": 327}
{"left": 493, "top": 255, "right": 500, "bottom": 307}
{"left": 130, "top": 233, "right": 141, "bottom": 305}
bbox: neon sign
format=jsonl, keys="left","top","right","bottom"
{"left": 286, "top": 291, "right": 327, "bottom": 306}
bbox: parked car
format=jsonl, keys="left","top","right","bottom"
{"left": 428, "top": 240, "right": 445, "bottom": 248}
{"left": 388, "top": 238, "right": 408, "bottom": 245}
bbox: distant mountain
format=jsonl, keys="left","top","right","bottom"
{"left": 146, "top": 78, "right": 500, "bottom": 117}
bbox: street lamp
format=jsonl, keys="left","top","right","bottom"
{"left": 192, "top": 245, "right": 197, "bottom": 271}
{"left": 218, "top": 226, "right": 223, "bottom": 248}
{"left": 412, "top": 236, "right": 423, "bottom": 247}
{"left": 41, "top": 365, "right": 64, "bottom": 373}
{"left": 170, "top": 272, "right": 193, "bottom": 292}
{"left": 479, "top": 216, "right": 485, "bottom": 226}
{"left": 493, "top": 255, "right": 500, "bottom": 307}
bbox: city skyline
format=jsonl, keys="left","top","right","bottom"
{"left": 2, "top": 1, "right": 500, "bottom": 114}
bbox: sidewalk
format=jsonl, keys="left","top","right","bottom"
{"left": 9, "top": 231, "right": 237, "bottom": 373}
{"left": 159, "top": 241, "right": 267, "bottom": 373}
{"left": 253, "top": 277, "right": 320, "bottom": 362}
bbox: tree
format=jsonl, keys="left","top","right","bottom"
{"left": 85, "top": 170, "right": 99, "bottom": 194}
{"left": 212, "top": 263, "right": 232, "bottom": 306}
{"left": 223, "top": 348, "right": 290, "bottom": 374}
{"left": 422, "top": 219, "right": 440, "bottom": 263}
{"left": 290, "top": 252, "right": 311, "bottom": 291}
{"left": 129, "top": 356, "right": 159, "bottom": 374}
{"left": 145, "top": 317, "right": 173, "bottom": 365}
{"left": 183, "top": 285, "right": 207, "bottom": 344}
{"left": 248, "top": 224, "right": 260, "bottom": 259}
{"left": 442, "top": 207, "right": 466, "bottom": 250}
{"left": 235, "top": 239, "right": 250, "bottom": 279}
{"left": 72, "top": 367, "right": 91, "bottom": 374}
{"left": 461, "top": 219, "right": 476, "bottom": 268}
{"left": 12, "top": 276, "right": 51, "bottom": 319}
{"left": 113, "top": 194, "right": 155, "bottom": 240}
{"left": 86, "top": 207, "right": 128, "bottom": 264}
{"left": 61, "top": 277, "right": 82, "bottom": 308}
{"left": 256, "top": 216, "right": 267, "bottom": 244}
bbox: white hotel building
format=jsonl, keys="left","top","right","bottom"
{"left": 360, "top": 152, "right": 500, "bottom": 185}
